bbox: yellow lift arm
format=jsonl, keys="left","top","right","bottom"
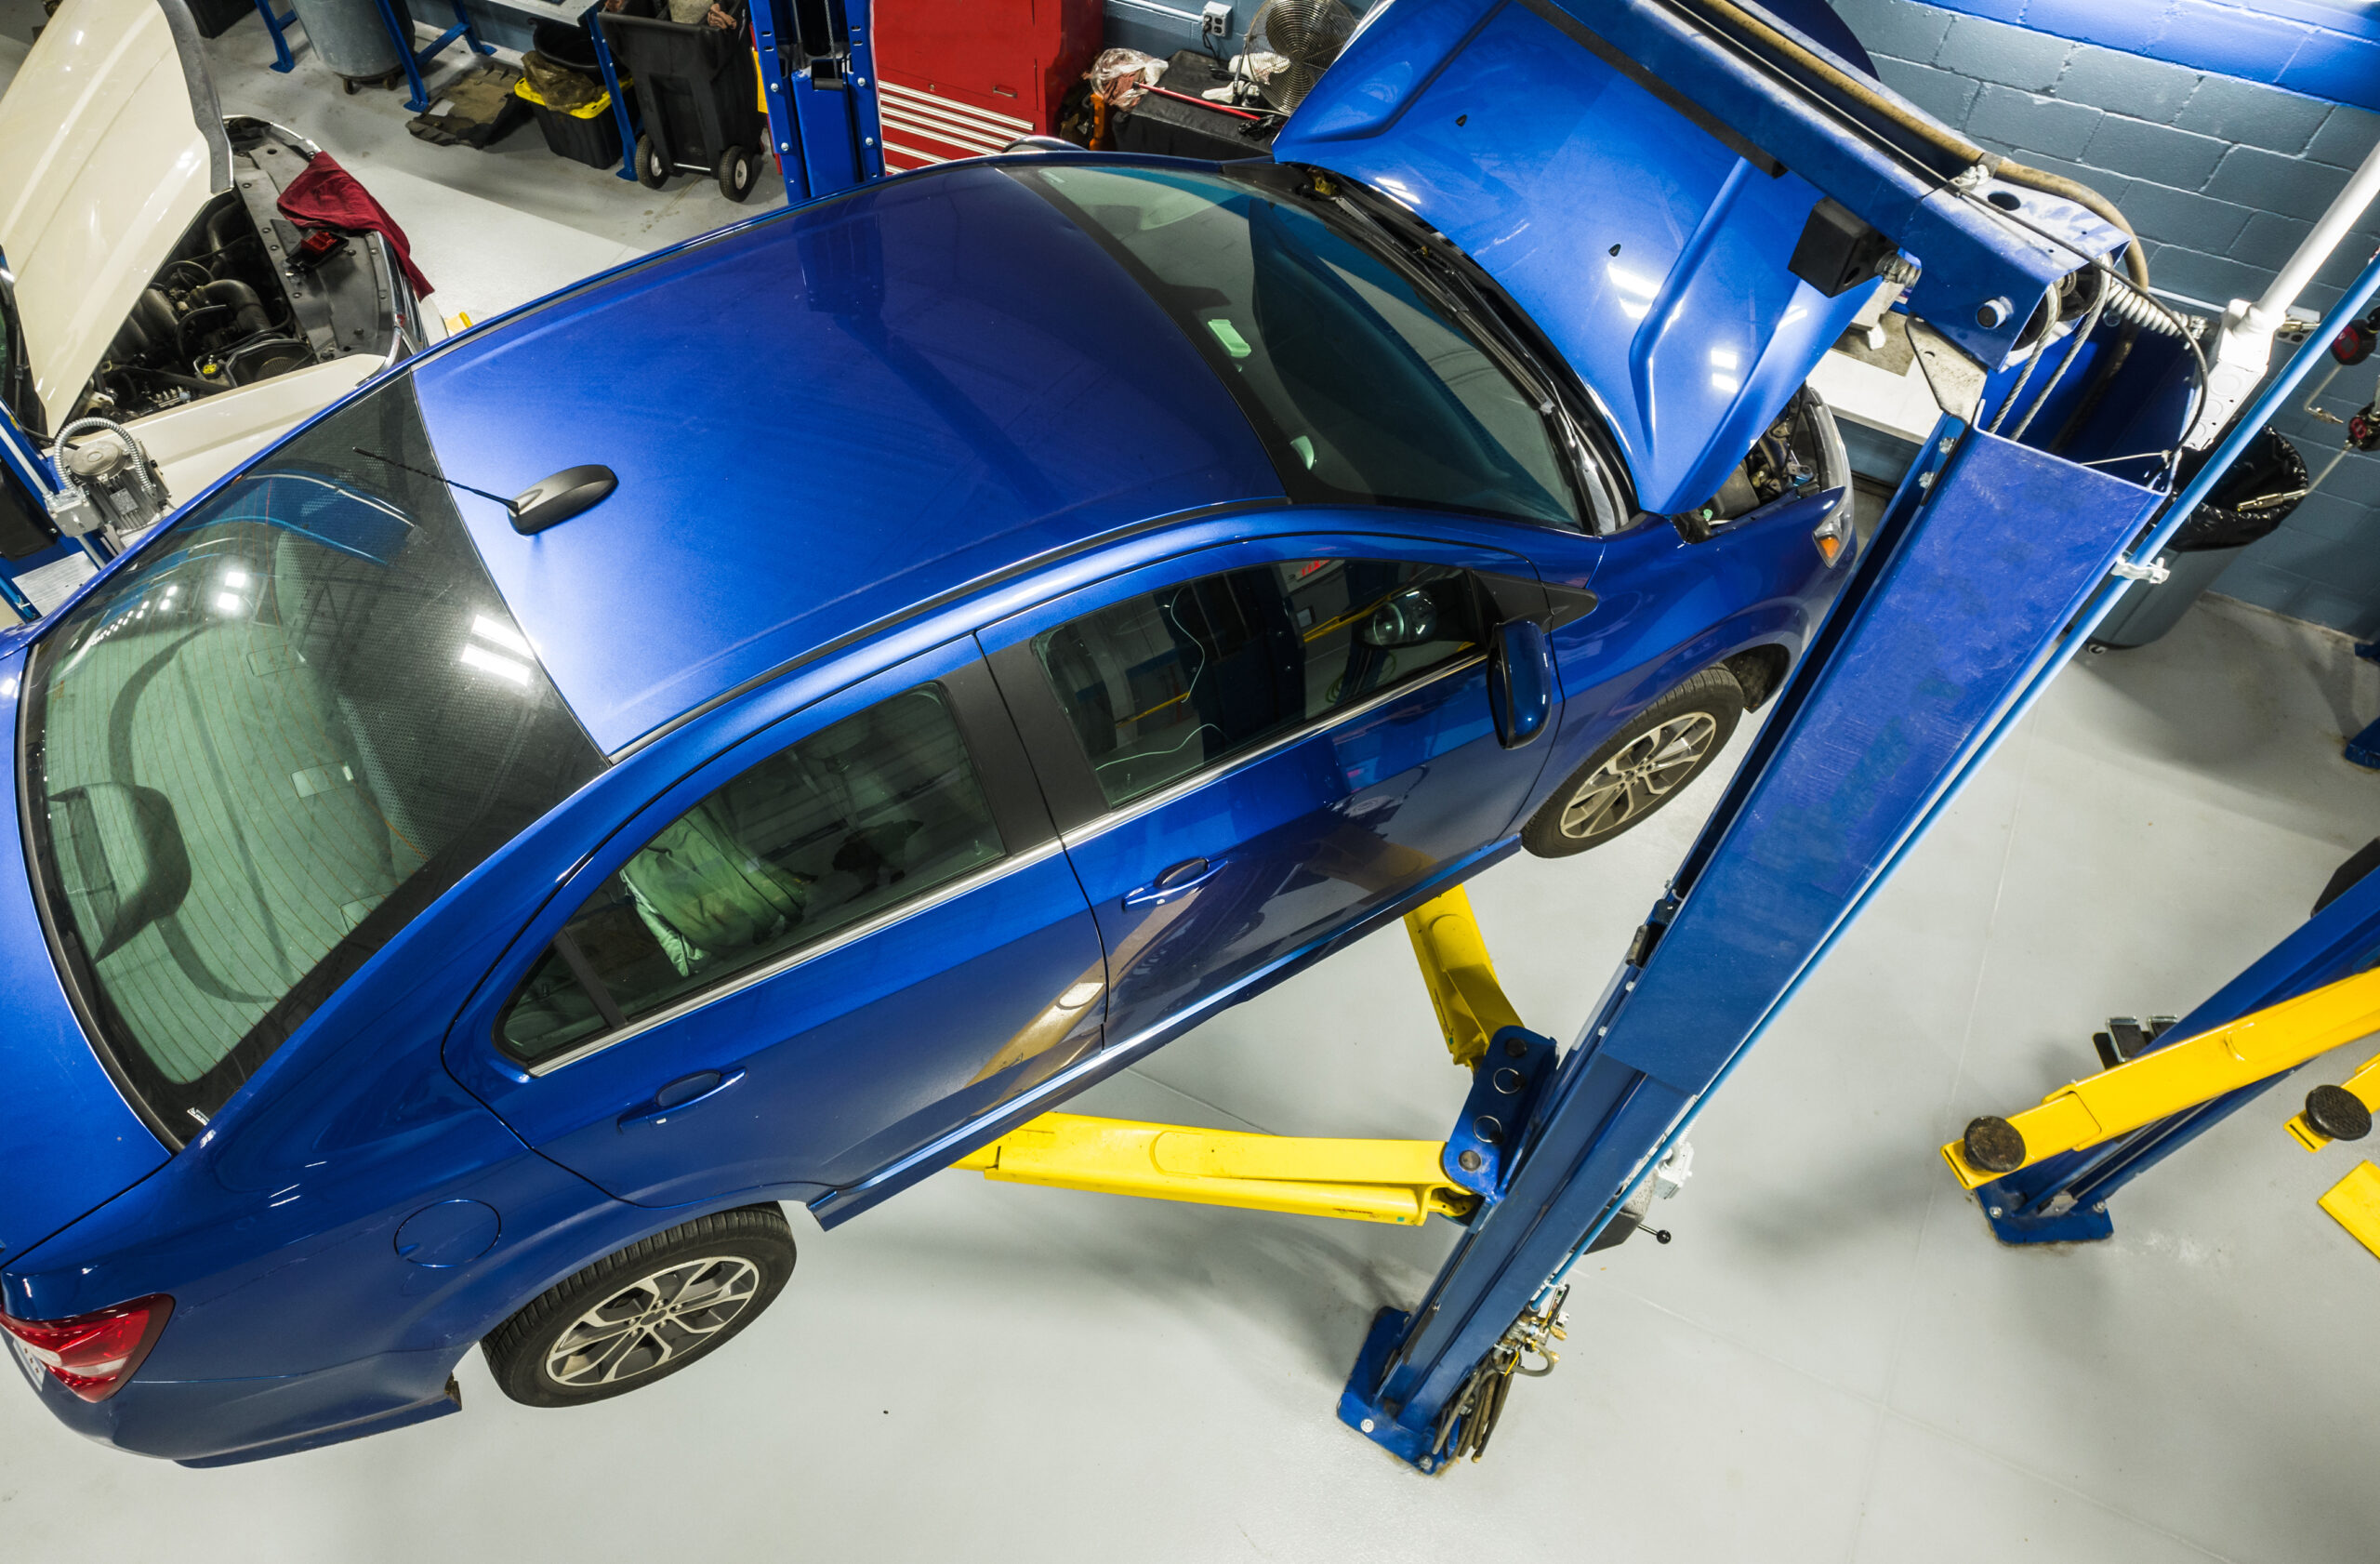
{"left": 952, "top": 888, "right": 1505, "bottom": 1226}
{"left": 1940, "top": 962, "right": 2380, "bottom": 1258}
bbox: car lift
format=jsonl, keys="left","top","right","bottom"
{"left": 0, "top": 0, "right": 2352, "bottom": 1480}
{"left": 1950, "top": 823, "right": 2380, "bottom": 1253}
{"left": 740, "top": 0, "right": 2359, "bottom": 1474}
{"left": 957, "top": 887, "right": 1562, "bottom": 1231}
{"left": 1943, "top": 946, "right": 2380, "bottom": 1259}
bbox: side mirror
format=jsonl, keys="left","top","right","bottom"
{"left": 1357, "top": 588, "right": 1444, "bottom": 649}
{"left": 1488, "top": 618, "right": 1553, "bottom": 749}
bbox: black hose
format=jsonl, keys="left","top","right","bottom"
{"left": 124, "top": 365, "right": 229, "bottom": 397}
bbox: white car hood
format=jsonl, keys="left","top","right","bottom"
{"left": 0, "top": 0, "right": 228, "bottom": 430}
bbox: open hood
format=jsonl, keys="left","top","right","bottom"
{"left": 0, "top": 0, "right": 230, "bottom": 431}
{"left": 1276, "top": 0, "right": 1883, "bottom": 515}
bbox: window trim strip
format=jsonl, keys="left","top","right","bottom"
{"left": 519, "top": 836, "right": 1068, "bottom": 1078}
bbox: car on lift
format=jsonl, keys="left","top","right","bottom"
{"left": 0, "top": 0, "right": 1891, "bottom": 1465}
{"left": 0, "top": 0, "right": 431, "bottom": 569}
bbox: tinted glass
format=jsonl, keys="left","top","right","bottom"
{"left": 499, "top": 683, "right": 1004, "bottom": 1065}
{"left": 1036, "top": 559, "right": 1483, "bottom": 807}
{"left": 1023, "top": 164, "right": 1579, "bottom": 527}
{"left": 22, "top": 381, "right": 604, "bottom": 1131}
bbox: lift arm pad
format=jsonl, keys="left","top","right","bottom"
{"left": 1942, "top": 964, "right": 2380, "bottom": 1188}
{"left": 955, "top": 1114, "right": 1474, "bottom": 1226}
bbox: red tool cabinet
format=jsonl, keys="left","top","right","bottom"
{"left": 871, "top": 0, "right": 1102, "bottom": 169}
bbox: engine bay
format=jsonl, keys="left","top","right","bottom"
{"left": 72, "top": 118, "right": 412, "bottom": 426}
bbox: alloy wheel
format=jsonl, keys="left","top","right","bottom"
{"left": 542, "top": 1254, "right": 760, "bottom": 1389}
{"left": 1557, "top": 711, "right": 1719, "bottom": 840}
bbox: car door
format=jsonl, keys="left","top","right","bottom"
{"left": 451, "top": 634, "right": 1108, "bottom": 1207}
{"left": 982, "top": 533, "right": 1555, "bottom": 1054}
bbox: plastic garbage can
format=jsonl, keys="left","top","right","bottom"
{"left": 596, "top": 3, "right": 766, "bottom": 202}
{"left": 2091, "top": 428, "right": 2308, "bottom": 650}
{"left": 285, "top": 0, "right": 402, "bottom": 88}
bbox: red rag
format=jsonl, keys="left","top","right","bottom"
{"left": 275, "top": 151, "right": 434, "bottom": 298}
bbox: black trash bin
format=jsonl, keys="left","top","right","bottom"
{"left": 596, "top": 4, "right": 767, "bottom": 203}
{"left": 2092, "top": 428, "right": 2308, "bottom": 650}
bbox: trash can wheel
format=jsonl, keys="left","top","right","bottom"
{"left": 636, "top": 134, "right": 669, "bottom": 190}
{"left": 717, "top": 145, "right": 756, "bottom": 203}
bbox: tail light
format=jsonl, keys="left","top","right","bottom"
{"left": 0, "top": 1295, "right": 173, "bottom": 1402}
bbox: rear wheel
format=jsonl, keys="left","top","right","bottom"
{"left": 1520, "top": 668, "right": 1744, "bottom": 857}
{"left": 716, "top": 145, "right": 757, "bottom": 202}
{"left": 483, "top": 1205, "right": 795, "bottom": 1407}
{"left": 635, "top": 134, "right": 669, "bottom": 190}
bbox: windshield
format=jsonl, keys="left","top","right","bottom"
{"left": 20, "top": 378, "right": 604, "bottom": 1136}
{"left": 1018, "top": 163, "right": 1583, "bottom": 528}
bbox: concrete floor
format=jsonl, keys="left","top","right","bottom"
{"left": 6, "top": 13, "right": 2380, "bottom": 1560}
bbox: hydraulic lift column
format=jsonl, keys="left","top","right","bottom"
{"left": 1334, "top": 0, "right": 2200, "bottom": 1473}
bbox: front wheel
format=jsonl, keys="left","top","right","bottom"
{"left": 1520, "top": 667, "right": 1744, "bottom": 857}
{"left": 483, "top": 1204, "right": 795, "bottom": 1407}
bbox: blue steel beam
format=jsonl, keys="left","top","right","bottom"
{"left": 1911, "top": 0, "right": 2380, "bottom": 115}
{"left": 753, "top": 0, "right": 883, "bottom": 205}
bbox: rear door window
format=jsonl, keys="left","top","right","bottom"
{"left": 499, "top": 682, "right": 1005, "bottom": 1065}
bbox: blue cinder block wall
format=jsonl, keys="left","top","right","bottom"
{"left": 1831, "top": 0, "right": 2380, "bottom": 635}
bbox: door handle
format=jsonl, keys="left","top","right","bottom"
{"left": 618, "top": 1068, "right": 746, "bottom": 1130}
{"left": 1123, "top": 856, "right": 1227, "bottom": 908}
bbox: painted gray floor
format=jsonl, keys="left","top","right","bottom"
{"left": 5, "top": 13, "right": 2380, "bottom": 1558}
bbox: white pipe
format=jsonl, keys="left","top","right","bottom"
{"left": 2254, "top": 136, "right": 2380, "bottom": 329}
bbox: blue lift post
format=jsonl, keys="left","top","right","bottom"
{"left": 1331, "top": 0, "right": 2231, "bottom": 1473}
{"left": 1964, "top": 245, "right": 2380, "bottom": 1245}
{"left": 369, "top": 0, "right": 496, "bottom": 114}
{"left": 751, "top": 0, "right": 884, "bottom": 205}
{"left": 0, "top": 404, "right": 73, "bottom": 625}
{"left": 251, "top": 0, "right": 305, "bottom": 73}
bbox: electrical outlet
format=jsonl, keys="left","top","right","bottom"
{"left": 1200, "top": 1, "right": 1233, "bottom": 42}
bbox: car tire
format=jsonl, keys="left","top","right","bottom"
{"left": 716, "top": 145, "right": 757, "bottom": 203}
{"left": 635, "top": 135, "right": 669, "bottom": 190}
{"left": 1520, "top": 667, "right": 1745, "bottom": 857}
{"left": 482, "top": 1204, "right": 795, "bottom": 1408}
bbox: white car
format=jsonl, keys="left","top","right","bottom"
{"left": 0, "top": 0, "right": 431, "bottom": 552}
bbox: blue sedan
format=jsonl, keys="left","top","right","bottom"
{"left": 0, "top": 29, "right": 1881, "bottom": 1458}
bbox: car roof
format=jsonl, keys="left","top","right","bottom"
{"left": 409, "top": 162, "right": 1282, "bottom": 753}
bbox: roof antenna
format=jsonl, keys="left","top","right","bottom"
{"left": 351, "top": 448, "right": 617, "bottom": 536}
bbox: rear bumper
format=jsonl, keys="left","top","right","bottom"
{"left": 15, "top": 1342, "right": 463, "bottom": 1465}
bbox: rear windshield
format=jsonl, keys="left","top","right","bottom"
{"left": 20, "top": 380, "right": 604, "bottom": 1136}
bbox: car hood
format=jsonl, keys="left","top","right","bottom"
{"left": 1276, "top": 0, "right": 1880, "bottom": 515}
{"left": 0, "top": 646, "right": 170, "bottom": 1267}
{"left": 0, "top": 0, "right": 230, "bottom": 430}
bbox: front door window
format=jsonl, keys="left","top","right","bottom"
{"left": 1034, "top": 557, "right": 1487, "bottom": 808}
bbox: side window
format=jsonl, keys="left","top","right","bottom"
{"left": 1036, "top": 558, "right": 1486, "bottom": 808}
{"left": 499, "top": 683, "right": 1004, "bottom": 1064}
